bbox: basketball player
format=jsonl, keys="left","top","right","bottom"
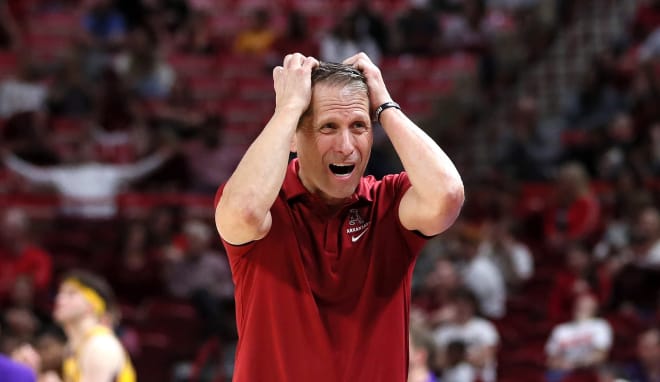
{"left": 214, "top": 52, "right": 464, "bottom": 381}
{"left": 53, "top": 271, "right": 135, "bottom": 382}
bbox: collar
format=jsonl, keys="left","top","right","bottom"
{"left": 282, "top": 158, "right": 374, "bottom": 204}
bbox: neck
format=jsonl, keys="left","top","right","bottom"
{"left": 63, "top": 315, "right": 100, "bottom": 350}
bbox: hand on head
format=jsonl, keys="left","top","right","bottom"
{"left": 272, "top": 53, "right": 319, "bottom": 116}
{"left": 343, "top": 52, "right": 392, "bottom": 112}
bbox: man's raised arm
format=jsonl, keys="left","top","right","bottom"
{"left": 215, "top": 53, "right": 318, "bottom": 245}
{"left": 343, "top": 53, "right": 464, "bottom": 237}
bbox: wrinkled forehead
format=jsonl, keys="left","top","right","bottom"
{"left": 311, "top": 83, "right": 369, "bottom": 113}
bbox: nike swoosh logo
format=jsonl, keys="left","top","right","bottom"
{"left": 351, "top": 228, "right": 369, "bottom": 243}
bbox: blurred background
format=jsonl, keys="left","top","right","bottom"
{"left": 0, "top": 0, "right": 659, "bottom": 381}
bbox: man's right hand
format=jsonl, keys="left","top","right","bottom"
{"left": 272, "top": 53, "right": 319, "bottom": 117}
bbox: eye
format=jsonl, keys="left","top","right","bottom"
{"left": 352, "top": 122, "right": 369, "bottom": 132}
{"left": 319, "top": 123, "right": 336, "bottom": 133}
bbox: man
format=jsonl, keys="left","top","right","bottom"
{"left": 0, "top": 207, "right": 52, "bottom": 304}
{"left": 3, "top": 142, "right": 170, "bottom": 219}
{"left": 53, "top": 270, "right": 135, "bottom": 382}
{"left": 214, "top": 52, "right": 464, "bottom": 381}
{"left": 433, "top": 288, "right": 499, "bottom": 382}
{"left": 545, "top": 293, "right": 612, "bottom": 382}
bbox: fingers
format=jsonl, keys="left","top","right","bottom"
{"left": 272, "top": 65, "right": 283, "bottom": 81}
{"left": 283, "top": 53, "right": 318, "bottom": 69}
{"left": 302, "top": 56, "right": 319, "bottom": 71}
{"left": 342, "top": 52, "right": 372, "bottom": 68}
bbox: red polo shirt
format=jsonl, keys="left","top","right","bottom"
{"left": 214, "top": 159, "right": 429, "bottom": 381}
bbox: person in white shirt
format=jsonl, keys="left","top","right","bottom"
{"left": 456, "top": 224, "right": 507, "bottom": 318}
{"left": 433, "top": 288, "right": 499, "bottom": 382}
{"left": 3, "top": 141, "right": 170, "bottom": 219}
{"left": 545, "top": 293, "right": 613, "bottom": 382}
{"left": 477, "top": 217, "right": 534, "bottom": 291}
{"left": 442, "top": 340, "right": 476, "bottom": 382}
{"left": 0, "top": 54, "right": 47, "bottom": 118}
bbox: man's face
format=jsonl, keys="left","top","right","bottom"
{"left": 53, "top": 282, "right": 92, "bottom": 324}
{"left": 294, "top": 83, "right": 372, "bottom": 205}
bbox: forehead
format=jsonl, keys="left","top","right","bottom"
{"left": 309, "top": 84, "right": 369, "bottom": 122}
{"left": 59, "top": 282, "right": 81, "bottom": 294}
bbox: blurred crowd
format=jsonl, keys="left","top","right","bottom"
{"left": 0, "top": 0, "right": 659, "bottom": 381}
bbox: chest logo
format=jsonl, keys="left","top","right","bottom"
{"left": 351, "top": 228, "right": 369, "bottom": 242}
{"left": 346, "top": 209, "right": 370, "bottom": 243}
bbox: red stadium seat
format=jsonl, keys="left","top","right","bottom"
{"left": 0, "top": 51, "right": 17, "bottom": 79}
{"left": 169, "top": 54, "right": 219, "bottom": 77}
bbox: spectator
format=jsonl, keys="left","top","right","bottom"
{"left": 413, "top": 257, "right": 462, "bottom": 327}
{"left": 408, "top": 323, "right": 440, "bottom": 382}
{"left": 113, "top": 26, "right": 176, "bottom": 100}
{"left": 0, "top": 52, "right": 47, "bottom": 119}
{"left": 543, "top": 162, "right": 602, "bottom": 250}
{"left": 108, "top": 221, "right": 163, "bottom": 305}
{"left": 442, "top": 340, "right": 476, "bottom": 382}
{"left": 162, "top": 218, "right": 234, "bottom": 338}
{"left": 547, "top": 243, "right": 609, "bottom": 324}
{"left": 46, "top": 55, "right": 94, "bottom": 118}
{"left": 627, "top": 206, "right": 660, "bottom": 267}
{"left": 271, "top": 10, "right": 318, "bottom": 58}
{"left": 32, "top": 326, "right": 67, "bottom": 377}
{"left": 233, "top": 8, "right": 276, "bottom": 57}
{"left": 174, "top": 9, "right": 220, "bottom": 55}
{"left": 455, "top": 223, "right": 507, "bottom": 319}
{"left": 593, "top": 171, "right": 653, "bottom": 260}
{"left": 93, "top": 68, "right": 135, "bottom": 133}
{"left": 81, "top": 0, "right": 127, "bottom": 49}
{"left": 624, "top": 327, "right": 660, "bottom": 382}
{"left": 545, "top": 294, "right": 613, "bottom": 382}
{"left": 0, "top": 208, "right": 52, "bottom": 305}
{"left": 181, "top": 116, "right": 243, "bottom": 194}
{"left": 596, "top": 113, "right": 638, "bottom": 181}
{"left": 395, "top": 0, "right": 441, "bottom": 56}
{"left": 433, "top": 288, "right": 499, "bottom": 382}
{"left": 441, "top": 0, "right": 492, "bottom": 54}
{"left": 3, "top": 141, "right": 172, "bottom": 219}
{"left": 562, "top": 55, "right": 626, "bottom": 133}
{"left": 496, "top": 95, "right": 562, "bottom": 181}
{"left": 477, "top": 216, "right": 534, "bottom": 292}
{"left": 320, "top": 16, "right": 381, "bottom": 65}
{"left": 150, "top": 76, "right": 206, "bottom": 138}
{"left": 346, "top": 1, "right": 390, "bottom": 55}
{"left": 608, "top": 206, "right": 660, "bottom": 317}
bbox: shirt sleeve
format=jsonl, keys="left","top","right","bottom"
{"left": 4, "top": 154, "right": 54, "bottom": 184}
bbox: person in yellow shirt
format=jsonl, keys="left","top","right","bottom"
{"left": 53, "top": 270, "right": 136, "bottom": 382}
{"left": 233, "top": 8, "right": 276, "bottom": 56}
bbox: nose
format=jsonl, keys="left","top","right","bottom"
{"left": 334, "top": 128, "right": 354, "bottom": 156}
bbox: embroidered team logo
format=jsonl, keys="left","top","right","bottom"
{"left": 346, "top": 209, "right": 369, "bottom": 243}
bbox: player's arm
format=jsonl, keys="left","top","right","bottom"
{"left": 215, "top": 53, "right": 318, "bottom": 245}
{"left": 343, "top": 53, "right": 464, "bottom": 237}
{"left": 78, "top": 335, "right": 124, "bottom": 382}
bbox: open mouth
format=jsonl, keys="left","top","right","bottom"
{"left": 329, "top": 164, "right": 355, "bottom": 176}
